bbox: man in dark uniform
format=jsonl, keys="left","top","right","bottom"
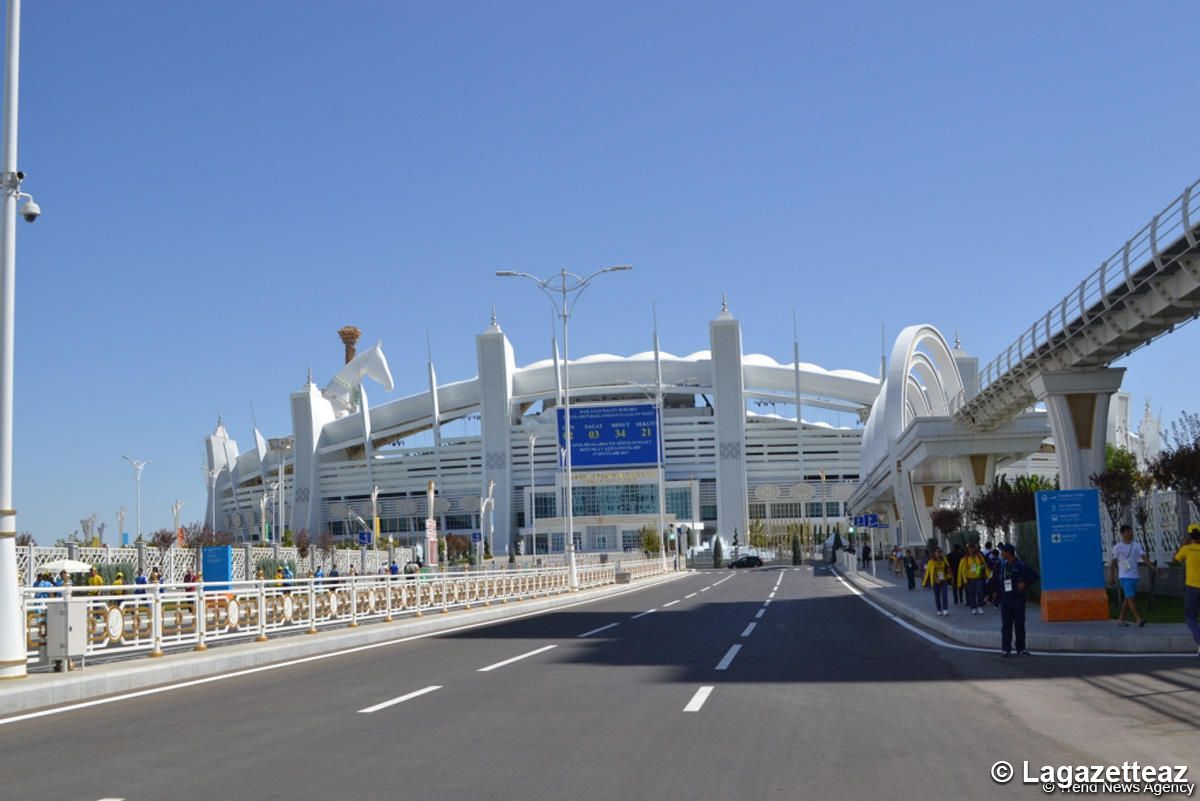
{"left": 997, "top": 543, "right": 1039, "bottom": 657}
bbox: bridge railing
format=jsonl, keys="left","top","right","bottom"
{"left": 952, "top": 177, "right": 1200, "bottom": 414}
{"left": 20, "top": 560, "right": 669, "bottom": 668}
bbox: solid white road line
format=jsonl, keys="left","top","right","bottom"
{"left": 478, "top": 645, "right": 558, "bottom": 672}
{"left": 577, "top": 622, "right": 620, "bottom": 638}
{"left": 663, "top": 600, "right": 680, "bottom": 608}
{"left": 685, "top": 592, "right": 698, "bottom": 599}
{"left": 683, "top": 686, "right": 715, "bottom": 712}
{"left": 0, "top": 572, "right": 691, "bottom": 729}
{"left": 829, "top": 570, "right": 1196, "bottom": 659}
{"left": 715, "top": 644, "right": 742, "bottom": 671}
{"left": 357, "top": 685, "right": 442, "bottom": 714}
{"left": 755, "top": 608, "right": 765, "bottom": 619}
{"left": 741, "top": 622, "right": 757, "bottom": 637}
{"left": 631, "top": 609, "right": 656, "bottom": 619}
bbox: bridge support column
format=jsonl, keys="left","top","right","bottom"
{"left": 1027, "top": 369, "right": 1125, "bottom": 490}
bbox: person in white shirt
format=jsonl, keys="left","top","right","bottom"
{"left": 1111, "top": 524, "right": 1149, "bottom": 627}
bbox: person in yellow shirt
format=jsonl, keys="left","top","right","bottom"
{"left": 86, "top": 567, "right": 104, "bottom": 596}
{"left": 957, "top": 542, "right": 991, "bottom": 615}
{"left": 1173, "top": 523, "right": 1200, "bottom": 654}
{"left": 922, "top": 547, "right": 953, "bottom": 616}
{"left": 112, "top": 571, "right": 126, "bottom": 596}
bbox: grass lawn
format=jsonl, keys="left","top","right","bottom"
{"left": 1105, "top": 588, "right": 1186, "bottom": 624}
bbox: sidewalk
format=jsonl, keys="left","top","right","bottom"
{"left": 834, "top": 562, "right": 1197, "bottom": 654}
{"left": 0, "top": 570, "right": 688, "bottom": 718}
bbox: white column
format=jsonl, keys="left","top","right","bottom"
{"left": 1028, "top": 369, "right": 1126, "bottom": 490}
{"left": 0, "top": 0, "right": 24, "bottom": 680}
{"left": 709, "top": 299, "right": 748, "bottom": 548}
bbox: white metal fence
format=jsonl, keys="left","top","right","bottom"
{"left": 21, "top": 558, "right": 670, "bottom": 667}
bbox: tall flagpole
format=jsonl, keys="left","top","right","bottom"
{"left": 793, "top": 310, "right": 804, "bottom": 560}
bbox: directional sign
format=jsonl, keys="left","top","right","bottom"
{"left": 471, "top": 531, "right": 482, "bottom": 543}
{"left": 358, "top": 530, "right": 371, "bottom": 546}
{"left": 1034, "top": 489, "right": 1104, "bottom": 591}
{"left": 864, "top": 514, "right": 880, "bottom": 528}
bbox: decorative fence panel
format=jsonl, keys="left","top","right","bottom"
{"left": 22, "top": 559, "right": 672, "bottom": 667}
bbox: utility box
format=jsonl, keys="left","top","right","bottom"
{"left": 45, "top": 599, "right": 87, "bottom": 661}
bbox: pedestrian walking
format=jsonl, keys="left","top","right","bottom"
{"left": 956, "top": 543, "right": 990, "bottom": 615}
{"left": 947, "top": 544, "right": 965, "bottom": 606}
{"left": 922, "top": 547, "right": 952, "bottom": 616}
{"left": 997, "top": 543, "right": 1038, "bottom": 657}
{"left": 1111, "top": 524, "right": 1148, "bottom": 627}
{"left": 1173, "top": 523, "right": 1200, "bottom": 655}
{"left": 903, "top": 549, "right": 917, "bottom": 590}
{"left": 860, "top": 542, "right": 871, "bottom": 569}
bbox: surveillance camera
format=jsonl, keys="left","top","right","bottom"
{"left": 19, "top": 199, "right": 39, "bottom": 223}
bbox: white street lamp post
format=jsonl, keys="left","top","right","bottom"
{"left": 169, "top": 500, "right": 183, "bottom": 581}
{"left": 204, "top": 468, "right": 219, "bottom": 535}
{"left": 123, "top": 456, "right": 150, "bottom": 542}
{"left": 0, "top": 0, "right": 42, "bottom": 681}
{"left": 116, "top": 507, "right": 126, "bottom": 547}
{"left": 479, "top": 479, "right": 495, "bottom": 569}
{"left": 496, "top": 266, "right": 632, "bottom": 590}
{"left": 267, "top": 437, "right": 293, "bottom": 544}
{"left": 370, "top": 484, "right": 379, "bottom": 550}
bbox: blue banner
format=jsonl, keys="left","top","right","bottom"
{"left": 1034, "top": 489, "right": 1104, "bottom": 591}
{"left": 202, "top": 545, "right": 233, "bottom": 591}
{"left": 557, "top": 403, "right": 661, "bottom": 468}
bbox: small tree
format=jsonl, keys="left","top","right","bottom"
{"left": 150, "top": 528, "right": 175, "bottom": 570}
{"left": 929, "top": 507, "right": 963, "bottom": 547}
{"left": 1150, "top": 411, "right": 1200, "bottom": 548}
{"left": 712, "top": 536, "right": 724, "bottom": 568}
{"left": 15, "top": 532, "right": 33, "bottom": 547}
{"left": 1091, "top": 445, "right": 1138, "bottom": 543}
{"left": 1132, "top": 472, "right": 1159, "bottom": 609}
{"left": 748, "top": 519, "right": 767, "bottom": 549}
{"left": 295, "top": 529, "right": 311, "bottom": 560}
{"left": 638, "top": 524, "right": 661, "bottom": 555}
{"left": 790, "top": 528, "right": 802, "bottom": 565}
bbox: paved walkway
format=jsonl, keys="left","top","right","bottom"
{"left": 835, "top": 560, "right": 1199, "bottom": 654}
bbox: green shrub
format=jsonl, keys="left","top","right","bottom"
{"left": 712, "top": 537, "right": 724, "bottom": 568}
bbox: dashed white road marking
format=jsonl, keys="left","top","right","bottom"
{"left": 768, "top": 591, "right": 776, "bottom": 599}
{"left": 577, "top": 622, "right": 620, "bottom": 638}
{"left": 755, "top": 608, "right": 765, "bottom": 619}
{"left": 358, "top": 685, "right": 442, "bottom": 714}
{"left": 741, "top": 622, "right": 757, "bottom": 637}
{"left": 714, "top": 576, "right": 732, "bottom": 586}
{"left": 700, "top": 586, "right": 710, "bottom": 592}
{"left": 0, "top": 572, "right": 691, "bottom": 729}
{"left": 663, "top": 600, "right": 680, "bottom": 608}
{"left": 478, "top": 645, "right": 558, "bottom": 672}
{"left": 763, "top": 598, "right": 772, "bottom": 606}
{"left": 632, "top": 608, "right": 656, "bottom": 619}
{"left": 684, "top": 686, "right": 715, "bottom": 712}
{"left": 715, "top": 644, "right": 742, "bottom": 671}
{"left": 685, "top": 592, "right": 698, "bottom": 599}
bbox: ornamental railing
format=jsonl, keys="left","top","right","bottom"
{"left": 22, "top": 559, "right": 669, "bottom": 667}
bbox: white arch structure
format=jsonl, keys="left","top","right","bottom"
{"left": 858, "top": 325, "right": 965, "bottom": 544}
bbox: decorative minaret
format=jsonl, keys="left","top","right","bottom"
{"left": 338, "top": 326, "right": 362, "bottom": 364}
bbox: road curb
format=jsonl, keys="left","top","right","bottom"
{"left": 0, "top": 571, "right": 690, "bottom": 717}
{"left": 833, "top": 567, "right": 1196, "bottom": 654}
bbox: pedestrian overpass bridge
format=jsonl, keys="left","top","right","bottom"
{"left": 851, "top": 177, "right": 1200, "bottom": 545}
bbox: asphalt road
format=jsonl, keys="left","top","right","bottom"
{"left": 1, "top": 564, "right": 1197, "bottom": 801}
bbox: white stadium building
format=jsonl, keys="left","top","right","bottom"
{"left": 203, "top": 301, "right": 886, "bottom": 557}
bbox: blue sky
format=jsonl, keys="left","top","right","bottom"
{"left": 11, "top": 1, "right": 1199, "bottom": 543}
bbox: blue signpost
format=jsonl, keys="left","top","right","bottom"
{"left": 202, "top": 545, "right": 233, "bottom": 591}
{"left": 358, "top": 530, "right": 371, "bottom": 546}
{"left": 557, "top": 403, "right": 660, "bottom": 468}
{"left": 1034, "top": 489, "right": 1104, "bottom": 591}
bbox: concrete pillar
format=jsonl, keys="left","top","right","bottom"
{"left": 136, "top": 542, "right": 146, "bottom": 576}
{"left": 709, "top": 299, "right": 748, "bottom": 545}
{"left": 476, "top": 318, "right": 515, "bottom": 552}
{"left": 1028, "top": 369, "right": 1125, "bottom": 490}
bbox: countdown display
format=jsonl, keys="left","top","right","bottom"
{"left": 556, "top": 403, "right": 661, "bottom": 468}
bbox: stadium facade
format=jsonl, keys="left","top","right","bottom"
{"left": 203, "top": 302, "right": 888, "bottom": 556}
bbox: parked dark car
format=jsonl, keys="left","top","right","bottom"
{"left": 728, "top": 555, "right": 763, "bottom": 569}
